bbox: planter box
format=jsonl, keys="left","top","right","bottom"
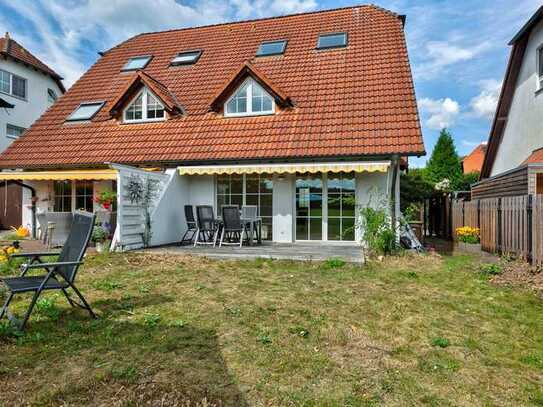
{"left": 458, "top": 242, "right": 481, "bottom": 253}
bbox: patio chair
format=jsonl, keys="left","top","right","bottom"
{"left": 241, "top": 205, "right": 261, "bottom": 243}
{"left": 45, "top": 212, "right": 73, "bottom": 247}
{"left": 194, "top": 205, "right": 220, "bottom": 247}
{"left": 36, "top": 212, "right": 48, "bottom": 243}
{"left": 0, "top": 211, "right": 97, "bottom": 331}
{"left": 219, "top": 206, "right": 247, "bottom": 247}
{"left": 180, "top": 205, "right": 197, "bottom": 245}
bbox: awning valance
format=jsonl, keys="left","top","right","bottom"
{"left": 0, "top": 169, "right": 118, "bottom": 181}
{"left": 178, "top": 161, "right": 390, "bottom": 176}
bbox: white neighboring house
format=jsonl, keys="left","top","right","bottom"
{"left": 0, "top": 32, "right": 65, "bottom": 153}
{"left": 476, "top": 6, "right": 543, "bottom": 198}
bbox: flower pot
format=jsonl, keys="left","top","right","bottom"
{"left": 95, "top": 241, "right": 104, "bottom": 253}
{"left": 458, "top": 242, "right": 481, "bottom": 253}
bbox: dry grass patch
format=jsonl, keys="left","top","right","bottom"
{"left": 0, "top": 251, "right": 542, "bottom": 405}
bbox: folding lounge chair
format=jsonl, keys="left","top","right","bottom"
{"left": 0, "top": 211, "right": 97, "bottom": 331}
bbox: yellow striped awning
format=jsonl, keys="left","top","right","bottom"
{"left": 178, "top": 161, "right": 390, "bottom": 175}
{"left": 0, "top": 169, "right": 118, "bottom": 181}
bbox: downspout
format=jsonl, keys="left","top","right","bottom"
{"left": 389, "top": 155, "right": 399, "bottom": 237}
{"left": 7, "top": 180, "right": 37, "bottom": 239}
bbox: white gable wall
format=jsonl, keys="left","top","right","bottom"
{"left": 492, "top": 19, "right": 543, "bottom": 176}
{"left": 0, "top": 57, "right": 63, "bottom": 153}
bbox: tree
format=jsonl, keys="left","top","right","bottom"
{"left": 400, "top": 168, "right": 433, "bottom": 212}
{"left": 458, "top": 171, "right": 480, "bottom": 191}
{"left": 424, "top": 129, "right": 463, "bottom": 190}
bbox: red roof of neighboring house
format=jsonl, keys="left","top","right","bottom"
{"left": 0, "top": 33, "right": 65, "bottom": 93}
{"left": 462, "top": 143, "right": 487, "bottom": 174}
{"left": 0, "top": 5, "right": 424, "bottom": 169}
{"left": 522, "top": 147, "right": 543, "bottom": 165}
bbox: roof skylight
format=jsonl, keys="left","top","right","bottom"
{"left": 256, "top": 40, "right": 287, "bottom": 57}
{"left": 121, "top": 55, "right": 152, "bottom": 71}
{"left": 66, "top": 102, "right": 105, "bottom": 121}
{"left": 170, "top": 50, "right": 202, "bottom": 66}
{"left": 317, "top": 33, "right": 347, "bottom": 49}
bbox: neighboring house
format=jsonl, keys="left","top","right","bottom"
{"left": 0, "top": 6, "right": 424, "bottom": 248}
{"left": 475, "top": 6, "right": 543, "bottom": 199}
{"left": 0, "top": 32, "right": 65, "bottom": 229}
{"left": 461, "top": 142, "right": 486, "bottom": 174}
{"left": 0, "top": 32, "right": 65, "bottom": 153}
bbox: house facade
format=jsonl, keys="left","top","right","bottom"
{"left": 0, "top": 33, "right": 65, "bottom": 229}
{"left": 475, "top": 7, "right": 543, "bottom": 199}
{"left": 0, "top": 6, "right": 424, "bottom": 248}
{"left": 461, "top": 142, "right": 486, "bottom": 174}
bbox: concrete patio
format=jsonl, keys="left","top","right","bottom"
{"left": 147, "top": 242, "right": 365, "bottom": 263}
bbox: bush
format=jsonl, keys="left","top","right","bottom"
{"left": 91, "top": 225, "right": 108, "bottom": 243}
{"left": 360, "top": 203, "right": 398, "bottom": 257}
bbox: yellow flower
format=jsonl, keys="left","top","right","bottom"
{"left": 11, "top": 226, "right": 30, "bottom": 238}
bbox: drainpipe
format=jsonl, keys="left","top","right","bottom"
{"left": 7, "top": 180, "right": 37, "bottom": 239}
{"left": 389, "top": 155, "right": 399, "bottom": 238}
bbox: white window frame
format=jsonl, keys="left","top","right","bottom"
{"left": 47, "top": 88, "right": 58, "bottom": 104}
{"left": 6, "top": 123, "right": 25, "bottom": 140}
{"left": 224, "top": 77, "right": 275, "bottom": 117}
{"left": 537, "top": 44, "right": 543, "bottom": 91}
{"left": 123, "top": 87, "right": 166, "bottom": 123}
{"left": 0, "top": 69, "right": 27, "bottom": 100}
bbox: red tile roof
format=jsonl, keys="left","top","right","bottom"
{"left": 461, "top": 143, "right": 487, "bottom": 174}
{"left": 0, "top": 5, "right": 424, "bottom": 169}
{"left": 522, "top": 148, "right": 543, "bottom": 165}
{"left": 0, "top": 33, "right": 65, "bottom": 93}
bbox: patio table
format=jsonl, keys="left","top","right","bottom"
{"left": 216, "top": 216, "right": 262, "bottom": 245}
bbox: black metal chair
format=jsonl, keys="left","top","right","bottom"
{"left": 180, "top": 205, "right": 197, "bottom": 245}
{"left": 219, "top": 205, "right": 247, "bottom": 247}
{"left": 0, "top": 211, "right": 97, "bottom": 331}
{"left": 194, "top": 205, "right": 219, "bottom": 247}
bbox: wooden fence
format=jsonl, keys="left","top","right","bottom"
{"left": 452, "top": 195, "right": 543, "bottom": 266}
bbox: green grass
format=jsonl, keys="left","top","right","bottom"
{"left": 0, "top": 252, "right": 542, "bottom": 405}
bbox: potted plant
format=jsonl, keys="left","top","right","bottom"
{"left": 456, "top": 226, "right": 481, "bottom": 253}
{"left": 94, "top": 191, "right": 116, "bottom": 211}
{"left": 91, "top": 225, "right": 108, "bottom": 253}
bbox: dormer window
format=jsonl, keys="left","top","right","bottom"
{"left": 122, "top": 55, "right": 152, "bottom": 71}
{"left": 317, "top": 32, "right": 347, "bottom": 50}
{"left": 123, "top": 88, "right": 165, "bottom": 123}
{"left": 171, "top": 50, "right": 202, "bottom": 66}
{"left": 224, "top": 78, "right": 274, "bottom": 117}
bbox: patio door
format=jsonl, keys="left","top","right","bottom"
{"left": 295, "top": 175, "right": 323, "bottom": 240}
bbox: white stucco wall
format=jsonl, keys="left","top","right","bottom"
{"left": 0, "top": 57, "right": 63, "bottom": 153}
{"left": 188, "top": 175, "right": 215, "bottom": 208}
{"left": 272, "top": 174, "right": 295, "bottom": 243}
{"left": 150, "top": 169, "right": 189, "bottom": 246}
{"left": 491, "top": 19, "right": 543, "bottom": 176}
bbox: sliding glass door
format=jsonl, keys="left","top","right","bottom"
{"left": 295, "top": 175, "right": 323, "bottom": 240}
{"left": 295, "top": 172, "right": 356, "bottom": 241}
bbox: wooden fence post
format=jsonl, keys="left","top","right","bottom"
{"left": 527, "top": 195, "right": 533, "bottom": 263}
{"left": 497, "top": 197, "right": 502, "bottom": 254}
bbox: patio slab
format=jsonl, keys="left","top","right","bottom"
{"left": 147, "top": 242, "right": 365, "bottom": 263}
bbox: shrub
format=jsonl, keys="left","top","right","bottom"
{"left": 479, "top": 263, "right": 502, "bottom": 275}
{"left": 456, "top": 227, "right": 480, "bottom": 244}
{"left": 91, "top": 225, "right": 108, "bottom": 243}
{"left": 360, "top": 204, "right": 398, "bottom": 257}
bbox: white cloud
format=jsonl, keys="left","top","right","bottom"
{"left": 415, "top": 40, "right": 490, "bottom": 79}
{"left": 418, "top": 97, "right": 460, "bottom": 130}
{"left": 469, "top": 79, "right": 502, "bottom": 120}
{"left": 1, "top": 0, "right": 317, "bottom": 88}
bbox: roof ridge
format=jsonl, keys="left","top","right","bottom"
{"left": 7, "top": 37, "right": 63, "bottom": 80}
{"left": 123, "top": 4, "right": 400, "bottom": 40}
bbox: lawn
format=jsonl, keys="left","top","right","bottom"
{"left": 0, "top": 251, "right": 542, "bottom": 406}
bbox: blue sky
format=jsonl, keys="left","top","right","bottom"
{"left": 0, "top": 0, "right": 541, "bottom": 166}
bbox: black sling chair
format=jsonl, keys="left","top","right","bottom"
{"left": 0, "top": 211, "right": 97, "bottom": 330}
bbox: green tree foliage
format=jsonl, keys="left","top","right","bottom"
{"left": 425, "top": 129, "right": 463, "bottom": 189}
{"left": 400, "top": 168, "right": 434, "bottom": 211}
{"left": 458, "top": 171, "right": 480, "bottom": 191}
